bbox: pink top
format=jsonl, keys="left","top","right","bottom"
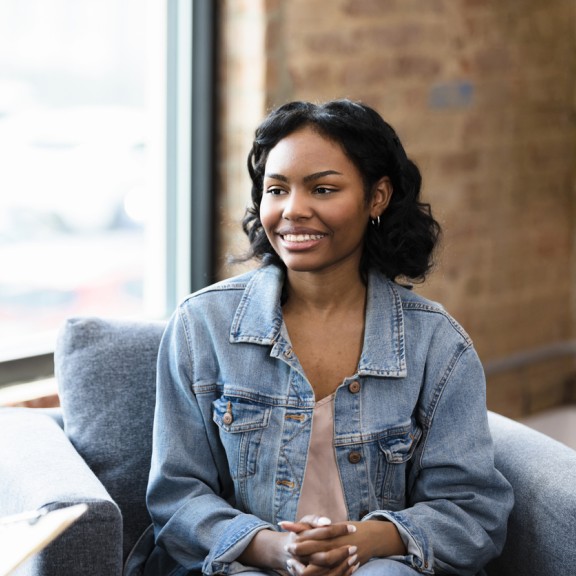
{"left": 296, "top": 393, "right": 348, "bottom": 522}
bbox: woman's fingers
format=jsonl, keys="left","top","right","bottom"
{"left": 286, "top": 557, "right": 307, "bottom": 576}
{"left": 299, "top": 515, "right": 333, "bottom": 527}
{"left": 308, "top": 544, "right": 358, "bottom": 569}
{"left": 286, "top": 543, "right": 358, "bottom": 573}
{"left": 280, "top": 515, "right": 332, "bottom": 534}
{"left": 287, "top": 556, "right": 359, "bottom": 576}
{"left": 279, "top": 520, "right": 314, "bottom": 534}
{"left": 300, "top": 552, "right": 360, "bottom": 576}
{"left": 280, "top": 517, "right": 360, "bottom": 576}
{"left": 287, "top": 522, "right": 357, "bottom": 548}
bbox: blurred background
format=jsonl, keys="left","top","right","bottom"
{"left": 1, "top": 0, "right": 575, "bottom": 429}
{"left": 217, "top": 0, "right": 576, "bottom": 424}
{"left": 0, "top": 0, "right": 158, "bottom": 360}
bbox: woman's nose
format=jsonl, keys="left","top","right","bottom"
{"left": 282, "top": 190, "right": 311, "bottom": 220}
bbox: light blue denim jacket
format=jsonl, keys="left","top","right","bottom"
{"left": 146, "top": 265, "right": 513, "bottom": 575}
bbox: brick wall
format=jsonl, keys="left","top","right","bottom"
{"left": 218, "top": 0, "right": 576, "bottom": 418}
{"left": 217, "top": 0, "right": 266, "bottom": 276}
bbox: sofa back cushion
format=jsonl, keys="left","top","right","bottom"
{"left": 56, "top": 317, "right": 165, "bottom": 561}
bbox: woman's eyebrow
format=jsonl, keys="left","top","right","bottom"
{"left": 264, "top": 172, "right": 288, "bottom": 182}
{"left": 264, "top": 170, "right": 343, "bottom": 183}
{"left": 303, "top": 170, "right": 343, "bottom": 182}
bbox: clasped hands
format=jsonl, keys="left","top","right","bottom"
{"left": 279, "top": 515, "right": 367, "bottom": 576}
{"left": 239, "top": 513, "right": 405, "bottom": 575}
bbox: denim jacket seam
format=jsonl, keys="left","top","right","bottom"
{"left": 192, "top": 384, "right": 219, "bottom": 395}
{"left": 401, "top": 301, "right": 473, "bottom": 347}
{"left": 177, "top": 305, "right": 197, "bottom": 383}
{"left": 417, "top": 341, "right": 473, "bottom": 468}
{"left": 216, "top": 388, "right": 292, "bottom": 406}
{"left": 389, "top": 281, "right": 407, "bottom": 364}
{"left": 185, "top": 277, "right": 252, "bottom": 301}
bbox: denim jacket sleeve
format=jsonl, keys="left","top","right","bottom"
{"left": 146, "top": 308, "right": 272, "bottom": 574}
{"left": 366, "top": 344, "right": 514, "bottom": 576}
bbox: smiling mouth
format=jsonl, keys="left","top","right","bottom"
{"left": 282, "top": 233, "right": 326, "bottom": 243}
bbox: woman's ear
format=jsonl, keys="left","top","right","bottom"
{"left": 370, "top": 177, "right": 393, "bottom": 219}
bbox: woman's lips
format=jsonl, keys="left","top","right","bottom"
{"left": 278, "top": 232, "right": 327, "bottom": 250}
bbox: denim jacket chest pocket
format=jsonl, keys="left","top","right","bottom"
{"left": 375, "top": 424, "right": 422, "bottom": 505}
{"left": 213, "top": 398, "right": 271, "bottom": 480}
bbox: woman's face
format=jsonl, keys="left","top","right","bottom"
{"left": 260, "top": 126, "right": 389, "bottom": 277}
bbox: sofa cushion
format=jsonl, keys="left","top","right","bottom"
{"left": 485, "top": 411, "right": 576, "bottom": 576}
{"left": 55, "top": 317, "right": 166, "bottom": 561}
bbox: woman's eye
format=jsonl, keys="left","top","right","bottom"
{"left": 315, "top": 187, "right": 336, "bottom": 195}
{"left": 266, "top": 187, "right": 285, "bottom": 195}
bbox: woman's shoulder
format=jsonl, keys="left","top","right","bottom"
{"left": 178, "top": 265, "right": 282, "bottom": 311}
{"left": 382, "top": 276, "right": 473, "bottom": 347}
{"left": 393, "top": 282, "right": 448, "bottom": 317}
{"left": 194, "top": 269, "right": 258, "bottom": 296}
{"left": 176, "top": 269, "right": 255, "bottom": 312}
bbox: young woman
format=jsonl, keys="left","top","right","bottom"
{"left": 143, "top": 100, "right": 513, "bottom": 576}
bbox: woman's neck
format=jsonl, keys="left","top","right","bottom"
{"left": 283, "top": 267, "right": 367, "bottom": 317}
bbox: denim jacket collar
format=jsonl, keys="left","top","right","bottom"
{"left": 230, "top": 265, "right": 407, "bottom": 378}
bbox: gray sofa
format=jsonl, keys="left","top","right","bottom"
{"left": 1, "top": 317, "right": 576, "bottom": 575}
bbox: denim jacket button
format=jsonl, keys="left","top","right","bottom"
{"left": 222, "top": 413, "right": 233, "bottom": 425}
{"left": 284, "top": 348, "right": 293, "bottom": 359}
{"left": 348, "top": 451, "right": 362, "bottom": 464}
{"left": 348, "top": 381, "right": 361, "bottom": 394}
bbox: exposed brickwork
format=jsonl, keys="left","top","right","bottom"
{"left": 487, "top": 356, "right": 576, "bottom": 419}
{"left": 216, "top": 0, "right": 266, "bottom": 276}
{"left": 218, "top": 0, "right": 576, "bottom": 418}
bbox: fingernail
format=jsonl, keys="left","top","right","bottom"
{"left": 348, "top": 554, "right": 358, "bottom": 567}
{"left": 317, "top": 516, "right": 332, "bottom": 526}
{"left": 348, "top": 546, "right": 358, "bottom": 555}
{"left": 287, "top": 559, "right": 304, "bottom": 576}
{"left": 347, "top": 524, "right": 357, "bottom": 533}
{"left": 351, "top": 562, "right": 360, "bottom": 573}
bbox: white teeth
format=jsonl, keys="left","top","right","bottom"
{"left": 283, "top": 234, "right": 324, "bottom": 242}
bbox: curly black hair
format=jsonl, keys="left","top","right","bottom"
{"left": 242, "top": 99, "right": 441, "bottom": 282}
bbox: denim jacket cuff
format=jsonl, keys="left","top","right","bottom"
{"left": 202, "top": 515, "right": 273, "bottom": 576}
{"left": 363, "top": 510, "right": 434, "bottom": 574}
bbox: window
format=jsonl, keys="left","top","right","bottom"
{"left": 0, "top": 0, "right": 216, "bottom": 386}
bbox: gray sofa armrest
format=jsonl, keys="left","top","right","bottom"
{"left": 0, "top": 409, "right": 123, "bottom": 576}
{"left": 486, "top": 411, "right": 576, "bottom": 576}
